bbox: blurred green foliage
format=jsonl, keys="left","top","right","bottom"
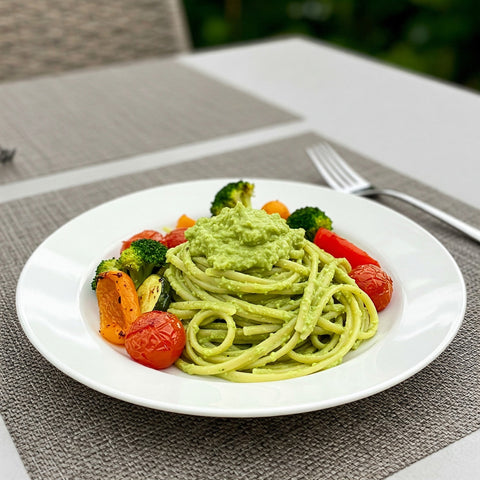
{"left": 183, "top": 0, "right": 480, "bottom": 91}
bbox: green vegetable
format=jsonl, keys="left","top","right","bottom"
{"left": 210, "top": 180, "right": 254, "bottom": 216}
{"left": 286, "top": 206, "right": 333, "bottom": 241}
{"left": 118, "top": 239, "right": 168, "bottom": 289}
{"left": 91, "top": 258, "right": 120, "bottom": 290}
{"left": 154, "top": 277, "right": 173, "bottom": 311}
{"left": 137, "top": 274, "right": 173, "bottom": 313}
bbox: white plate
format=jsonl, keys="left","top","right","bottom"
{"left": 16, "top": 178, "right": 466, "bottom": 417}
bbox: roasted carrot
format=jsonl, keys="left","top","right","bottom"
{"left": 96, "top": 270, "right": 141, "bottom": 345}
{"left": 261, "top": 200, "right": 290, "bottom": 219}
{"left": 176, "top": 214, "right": 196, "bottom": 228}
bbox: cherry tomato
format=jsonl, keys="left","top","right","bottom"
{"left": 349, "top": 264, "right": 393, "bottom": 312}
{"left": 314, "top": 228, "right": 380, "bottom": 268}
{"left": 121, "top": 230, "right": 166, "bottom": 252}
{"left": 164, "top": 227, "right": 188, "bottom": 248}
{"left": 261, "top": 200, "right": 290, "bottom": 220}
{"left": 125, "top": 311, "right": 186, "bottom": 369}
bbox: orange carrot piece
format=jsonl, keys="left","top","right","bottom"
{"left": 176, "top": 214, "right": 196, "bottom": 228}
{"left": 261, "top": 200, "right": 290, "bottom": 220}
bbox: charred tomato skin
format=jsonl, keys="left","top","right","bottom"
{"left": 164, "top": 228, "right": 188, "bottom": 248}
{"left": 125, "top": 311, "right": 186, "bottom": 369}
{"left": 121, "top": 230, "right": 166, "bottom": 252}
{"left": 349, "top": 264, "right": 393, "bottom": 312}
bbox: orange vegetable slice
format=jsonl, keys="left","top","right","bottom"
{"left": 261, "top": 200, "right": 290, "bottom": 219}
{"left": 176, "top": 214, "right": 196, "bottom": 228}
{"left": 96, "top": 270, "right": 141, "bottom": 345}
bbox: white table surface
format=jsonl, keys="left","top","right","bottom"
{"left": 2, "top": 37, "right": 479, "bottom": 479}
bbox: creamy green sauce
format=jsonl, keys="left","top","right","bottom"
{"left": 185, "top": 203, "right": 305, "bottom": 271}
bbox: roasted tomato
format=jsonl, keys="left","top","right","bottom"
{"left": 164, "top": 227, "right": 188, "bottom": 248}
{"left": 125, "top": 311, "right": 186, "bottom": 369}
{"left": 349, "top": 264, "right": 393, "bottom": 312}
{"left": 121, "top": 230, "right": 166, "bottom": 252}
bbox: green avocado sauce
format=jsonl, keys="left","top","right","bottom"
{"left": 184, "top": 203, "right": 305, "bottom": 271}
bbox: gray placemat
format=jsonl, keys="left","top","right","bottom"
{"left": 0, "top": 59, "right": 297, "bottom": 185}
{"left": 1, "top": 133, "right": 479, "bottom": 480}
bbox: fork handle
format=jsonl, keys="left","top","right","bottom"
{"left": 359, "top": 188, "right": 480, "bottom": 243}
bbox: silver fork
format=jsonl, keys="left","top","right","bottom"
{"left": 307, "top": 141, "right": 480, "bottom": 243}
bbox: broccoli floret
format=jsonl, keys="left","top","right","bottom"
{"left": 91, "top": 258, "right": 120, "bottom": 290}
{"left": 286, "top": 206, "right": 333, "bottom": 241}
{"left": 117, "top": 238, "right": 167, "bottom": 289}
{"left": 210, "top": 180, "right": 254, "bottom": 216}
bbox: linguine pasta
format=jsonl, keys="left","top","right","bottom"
{"left": 165, "top": 238, "right": 378, "bottom": 382}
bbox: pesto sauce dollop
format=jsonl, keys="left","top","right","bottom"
{"left": 185, "top": 203, "right": 305, "bottom": 271}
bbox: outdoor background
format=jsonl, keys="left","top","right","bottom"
{"left": 183, "top": 0, "right": 480, "bottom": 92}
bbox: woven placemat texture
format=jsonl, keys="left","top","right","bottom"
{"left": 1, "top": 132, "right": 478, "bottom": 480}
{"left": 0, "top": 60, "right": 297, "bottom": 185}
